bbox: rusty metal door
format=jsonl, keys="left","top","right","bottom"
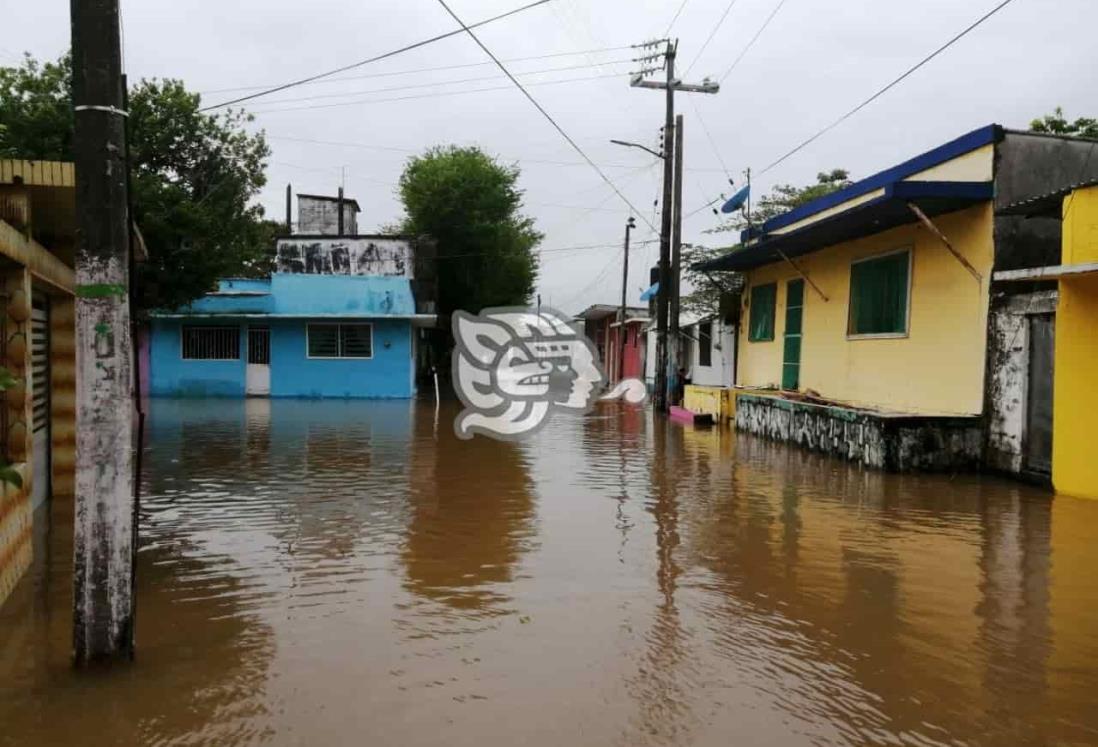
{"left": 1025, "top": 313, "right": 1055, "bottom": 474}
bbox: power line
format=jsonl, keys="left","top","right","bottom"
{"left": 241, "top": 58, "right": 634, "bottom": 107}
{"left": 200, "top": 0, "right": 554, "bottom": 111}
{"left": 199, "top": 45, "right": 634, "bottom": 95}
{"left": 719, "top": 0, "right": 789, "bottom": 82}
{"left": 664, "top": 0, "right": 691, "bottom": 36}
{"left": 247, "top": 71, "right": 627, "bottom": 114}
{"left": 759, "top": 0, "right": 1020, "bottom": 176}
{"left": 683, "top": 0, "right": 743, "bottom": 77}
{"left": 431, "top": 0, "right": 657, "bottom": 232}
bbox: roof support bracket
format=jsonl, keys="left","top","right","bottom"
{"left": 775, "top": 248, "right": 828, "bottom": 302}
{"left": 906, "top": 202, "right": 982, "bottom": 282}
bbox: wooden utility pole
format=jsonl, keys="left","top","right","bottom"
{"left": 617, "top": 216, "right": 635, "bottom": 383}
{"left": 668, "top": 114, "right": 685, "bottom": 405}
{"left": 71, "top": 0, "right": 137, "bottom": 663}
{"left": 630, "top": 41, "right": 718, "bottom": 410}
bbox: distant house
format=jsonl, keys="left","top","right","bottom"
{"left": 148, "top": 193, "right": 436, "bottom": 398}
{"left": 575, "top": 304, "right": 648, "bottom": 382}
{"left": 695, "top": 124, "right": 1098, "bottom": 481}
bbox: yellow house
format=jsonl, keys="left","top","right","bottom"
{"left": 697, "top": 125, "right": 1098, "bottom": 478}
{"left": 0, "top": 160, "right": 79, "bottom": 608}
{"left": 995, "top": 183, "right": 1098, "bottom": 498}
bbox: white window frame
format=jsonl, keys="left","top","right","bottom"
{"left": 846, "top": 246, "right": 914, "bottom": 341}
{"left": 180, "top": 325, "right": 241, "bottom": 360}
{"left": 305, "top": 322, "right": 374, "bottom": 360}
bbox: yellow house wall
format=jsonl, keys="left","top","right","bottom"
{"left": 1052, "top": 186, "right": 1098, "bottom": 499}
{"left": 737, "top": 203, "right": 994, "bottom": 415}
{"left": 683, "top": 385, "right": 733, "bottom": 422}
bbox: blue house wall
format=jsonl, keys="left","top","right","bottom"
{"left": 150, "top": 317, "right": 415, "bottom": 399}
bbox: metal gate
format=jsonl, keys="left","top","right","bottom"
{"left": 30, "top": 298, "right": 50, "bottom": 508}
{"left": 246, "top": 326, "right": 271, "bottom": 396}
{"left": 1025, "top": 313, "right": 1055, "bottom": 475}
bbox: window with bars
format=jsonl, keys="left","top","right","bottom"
{"left": 307, "top": 323, "right": 373, "bottom": 359}
{"left": 182, "top": 326, "right": 240, "bottom": 360}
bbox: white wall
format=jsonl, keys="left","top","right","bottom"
{"left": 685, "top": 318, "right": 735, "bottom": 388}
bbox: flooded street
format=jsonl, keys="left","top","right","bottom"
{"left": 2, "top": 398, "right": 1097, "bottom": 746}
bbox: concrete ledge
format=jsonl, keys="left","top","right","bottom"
{"left": 735, "top": 393, "right": 983, "bottom": 472}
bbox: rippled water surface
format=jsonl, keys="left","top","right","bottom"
{"left": 2, "top": 398, "right": 1097, "bottom": 746}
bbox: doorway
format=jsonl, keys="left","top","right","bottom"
{"left": 1025, "top": 313, "right": 1054, "bottom": 475}
{"left": 246, "top": 326, "right": 271, "bottom": 396}
{"left": 782, "top": 279, "right": 804, "bottom": 391}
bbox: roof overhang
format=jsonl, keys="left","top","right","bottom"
{"left": 696, "top": 180, "right": 993, "bottom": 273}
{"left": 996, "top": 178, "right": 1098, "bottom": 218}
{"left": 150, "top": 312, "right": 438, "bottom": 326}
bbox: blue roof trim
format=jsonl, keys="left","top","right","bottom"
{"left": 696, "top": 180, "right": 992, "bottom": 273}
{"left": 741, "top": 124, "right": 1002, "bottom": 243}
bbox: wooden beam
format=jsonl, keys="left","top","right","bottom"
{"left": 907, "top": 202, "right": 982, "bottom": 282}
{"left": 0, "top": 219, "right": 75, "bottom": 294}
{"left": 775, "top": 248, "right": 829, "bottom": 302}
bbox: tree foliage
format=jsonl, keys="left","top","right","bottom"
{"left": 681, "top": 169, "right": 851, "bottom": 317}
{"left": 0, "top": 54, "right": 273, "bottom": 313}
{"left": 398, "top": 146, "right": 540, "bottom": 317}
{"left": 1030, "top": 107, "right": 1098, "bottom": 140}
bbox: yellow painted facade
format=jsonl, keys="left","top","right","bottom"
{"left": 737, "top": 203, "right": 994, "bottom": 415}
{"left": 1052, "top": 186, "right": 1098, "bottom": 499}
{"left": 683, "top": 384, "right": 733, "bottom": 423}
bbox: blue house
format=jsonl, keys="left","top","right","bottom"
{"left": 149, "top": 193, "right": 437, "bottom": 398}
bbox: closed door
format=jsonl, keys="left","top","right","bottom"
{"left": 782, "top": 279, "right": 804, "bottom": 391}
{"left": 246, "top": 327, "right": 271, "bottom": 396}
{"left": 1025, "top": 313, "right": 1054, "bottom": 474}
{"left": 30, "top": 298, "right": 50, "bottom": 509}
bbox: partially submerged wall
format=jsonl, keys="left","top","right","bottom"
{"left": 735, "top": 393, "right": 983, "bottom": 472}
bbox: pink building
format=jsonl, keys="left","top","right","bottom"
{"left": 575, "top": 304, "right": 649, "bottom": 383}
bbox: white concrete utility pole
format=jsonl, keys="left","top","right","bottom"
{"left": 70, "top": 0, "right": 138, "bottom": 663}
{"left": 629, "top": 40, "right": 718, "bottom": 411}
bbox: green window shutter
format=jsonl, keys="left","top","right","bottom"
{"left": 748, "top": 283, "right": 776, "bottom": 342}
{"left": 849, "top": 251, "right": 910, "bottom": 335}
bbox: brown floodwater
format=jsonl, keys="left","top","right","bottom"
{"left": 1, "top": 398, "right": 1097, "bottom": 746}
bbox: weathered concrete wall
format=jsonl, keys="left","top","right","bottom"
{"left": 984, "top": 290, "right": 1057, "bottom": 475}
{"left": 298, "top": 196, "right": 358, "bottom": 236}
{"left": 735, "top": 393, "right": 983, "bottom": 472}
{"left": 994, "top": 131, "right": 1098, "bottom": 273}
{"left": 275, "top": 238, "right": 412, "bottom": 278}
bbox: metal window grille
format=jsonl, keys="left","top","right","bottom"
{"left": 31, "top": 302, "right": 49, "bottom": 433}
{"left": 182, "top": 326, "right": 240, "bottom": 360}
{"left": 248, "top": 327, "right": 270, "bottom": 364}
{"left": 340, "top": 324, "right": 372, "bottom": 358}
{"left": 307, "top": 323, "right": 372, "bottom": 358}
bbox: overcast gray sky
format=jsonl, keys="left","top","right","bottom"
{"left": 6, "top": 0, "right": 1096, "bottom": 313}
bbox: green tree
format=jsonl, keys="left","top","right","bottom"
{"left": 0, "top": 54, "right": 273, "bottom": 313}
{"left": 398, "top": 146, "right": 540, "bottom": 318}
{"left": 1030, "top": 107, "right": 1098, "bottom": 139}
{"left": 683, "top": 169, "right": 851, "bottom": 316}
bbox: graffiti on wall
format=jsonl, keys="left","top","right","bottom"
{"left": 276, "top": 238, "right": 412, "bottom": 277}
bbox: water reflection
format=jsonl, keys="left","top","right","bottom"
{"left": 0, "top": 399, "right": 1095, "bottom": 746}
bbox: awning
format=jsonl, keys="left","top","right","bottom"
{"left": 996, "top": 178, "right": 1098, "bottom": 218}
{"left": 695, "top": 180, "right": 993, "bottom": 273}
{"left": 639, "top": 282, "right": 659, "bottom": 301}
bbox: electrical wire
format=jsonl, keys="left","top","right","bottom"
{"left": 247, "top": 71, "right": 627, "bottom": 115}
{"left": 239, "top": 58, "right": 634, "bottom": 107}
{"left": 431, "top": 0, "right": 657, "bottom": 232}
{"left": 758, "top": 0, "right": 1020, "bottom": 176}
{"left": 664, "top": 0, "right": 691, "bottom": 37}
{"left": 719, "top": 0, "right": 789, "bottom": 82}
{"left": 200, "top": 0, "right": 554, "bottom": 111}
{"left": 682, "top": 0, "right": 743, "bottom": 77}
{"left": 199, "top": 45, "right": 634, "bottom": 95}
